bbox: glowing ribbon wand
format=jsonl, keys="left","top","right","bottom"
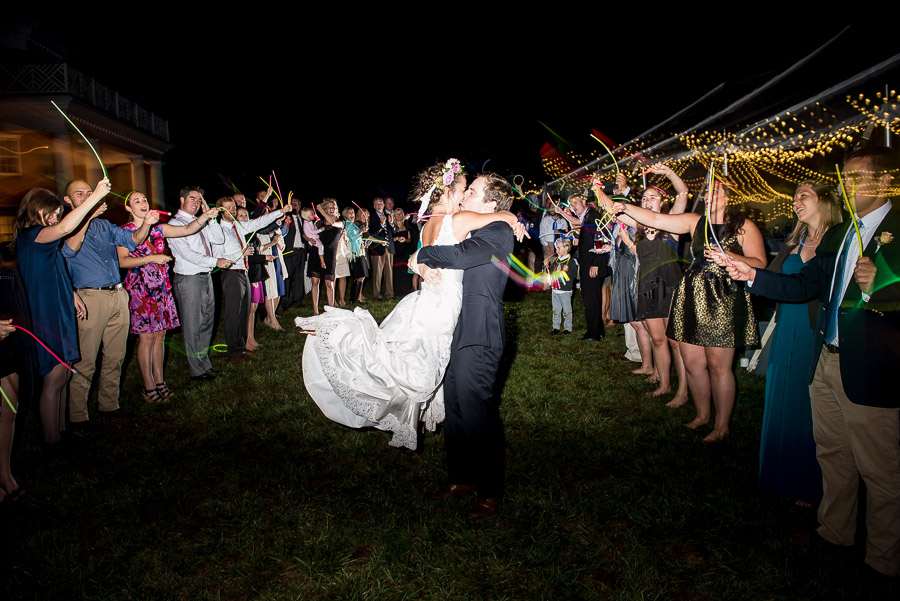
{"left": 590, "top": 133, "right": 620, "bottom": 174}
{"left": 51, "top": 101, "right": 108, "bottom": 178}
{"left": 835, "top": 164, "right": 865, "bottom": 258}
{"left": 0, "top": 384, "right": 14, "bottom": 413}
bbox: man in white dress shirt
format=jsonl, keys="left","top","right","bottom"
{"left": 210, "top": 195, "right": 290, "bottom": 362}
{"left": 167, "top": 186, "right": 230, "bottom": 381}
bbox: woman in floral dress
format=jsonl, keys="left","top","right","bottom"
{"left": 117, "top": 192, "right": 219, "bottom": 402}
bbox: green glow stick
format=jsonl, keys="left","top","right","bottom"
{"left": 0, "top": 384, "right": 15, "bottom": 414}
{"left": 51, "top": 100, "right": 107, "bottom": 178}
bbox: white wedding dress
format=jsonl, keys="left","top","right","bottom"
{"left": 296, "top": 214, "right": 463, "bottom": 450}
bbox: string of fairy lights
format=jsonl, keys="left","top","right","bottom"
{"left": 534, "top": 89, "right": 900, "bottom": 223}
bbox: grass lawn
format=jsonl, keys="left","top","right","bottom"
{"left": 0, "top": 286, "right": 873, "bottom": 600}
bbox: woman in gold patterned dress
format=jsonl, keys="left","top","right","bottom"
{"left": 610, "top": 181, "right": 767, "bottom": 441}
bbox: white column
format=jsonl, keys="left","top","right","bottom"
{"left": 128, "top": 154, "right": 147, "bottom": 194}
{"left": 85, "top": 137, "right": 103, "bottom": 185}
{"left": 147, "top": 160, "right": 165, "bottom": 209}
{"left": 52, "top": 133, "right": 74, "bottom": 191}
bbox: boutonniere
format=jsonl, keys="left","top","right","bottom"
{"left": 875, "top": 231, "right": 893, "bottom": 254}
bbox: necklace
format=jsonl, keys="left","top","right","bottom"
{"left": 799, "top": 232, "right": 820, "bottom": 248}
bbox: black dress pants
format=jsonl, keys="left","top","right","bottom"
{"left": 442, "top": 345, "right": 505, "bottom": 499}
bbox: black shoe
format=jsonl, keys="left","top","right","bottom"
{"left": 99, "top": 408, "right": 134, "bottom": 419}
{"left": 550, "top": 329, "right": 560, "bottom": 336}
{"left": 69, "top": 420, "right": 103, "bottom": 433}
{"left": 191, "top": 371, "right": 216, "bottom": 382}
{"left": 562, "top": 330, "right": 571, "bottom": 335}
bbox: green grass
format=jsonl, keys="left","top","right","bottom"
{"left": 0, "top": 287, "right": 871, "bottom": 600}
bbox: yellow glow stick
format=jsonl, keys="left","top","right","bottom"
{"left": 835, "top": 164, "right": 865, "bottom": 258}
{"left": 0, "top": 384, "right": 15, "bottom": 414}
{"left": 590, "top": 134, "right": 620, "bottom": 173}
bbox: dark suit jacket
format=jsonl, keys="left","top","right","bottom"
{"left": 751, "top": 205, "right": 900, "bottom": 407}
{"left": 576, "top": 208, "right": 611, "bottom": 277}
{"left": 417, "top": 221, "right": 513, "bottom": 351}
{"left": 368, "top": 211, "right": 395, "bottom": 256}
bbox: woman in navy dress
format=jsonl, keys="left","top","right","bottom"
{"left": 13, "top": 181, "right": 110, "bottom": 444}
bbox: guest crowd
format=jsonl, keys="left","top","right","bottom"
{"left": 0, "top": 146, "right": 897, "bottom": 585}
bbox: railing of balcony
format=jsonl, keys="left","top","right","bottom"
{"left": 0, "top": 63, "right": 170, "bottom": 142}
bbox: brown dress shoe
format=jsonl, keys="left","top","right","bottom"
{"left": 430, "top": 484, "right": 476, "bottom": 500}
{"left": 468, "top": 497, "right": 500, "bottom": 518}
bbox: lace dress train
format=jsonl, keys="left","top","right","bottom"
{"left": 296, "top": 215, "right": 463, "bottom": 449}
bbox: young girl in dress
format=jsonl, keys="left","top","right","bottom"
{"left": 303, "top": 206, "right": 328, "bottom": 315}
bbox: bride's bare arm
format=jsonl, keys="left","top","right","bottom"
{"left": 451, "top": 210, "right": 518, "bottom": 242}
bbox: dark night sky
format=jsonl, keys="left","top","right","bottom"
{"left": 12, "top": 16, "right": 899, "bottom": 208}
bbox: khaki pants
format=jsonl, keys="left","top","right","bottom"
{"left": 810, "top": 348, "right": 900, "bottom": 577}
{"left": 370, "top": 253, "right": 394, "bottom": 299}
{"left": 69, "top": 288, "right": 130, "bottom": 422}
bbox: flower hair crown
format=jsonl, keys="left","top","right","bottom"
{"left": 439, "top": 158, "right": 462, "bottom": 190}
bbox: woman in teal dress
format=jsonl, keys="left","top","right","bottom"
{"left": 759, "top": 181, "right": 842, "bottom": 506}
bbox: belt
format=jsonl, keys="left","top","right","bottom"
{"left": 824, "top": 343, "right": 839, "bottom": 354}
{"left": 77, "top": 283, "right": 123, "bottom": 291}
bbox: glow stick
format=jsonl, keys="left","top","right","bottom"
{"left": 11, "top": 325, "right": 76, "bottom": 374}
{"left": 0, "top": 144, "right": 49, "bottom": 155}
{"left": 51, "top": 101, "right": 107, "bottom": 178}
{"left": 703, "top": 166, "right": 726, "bottom": 258}
{"left": 590, "top": 133, "right": 620, "bottom": 173}
{"left": 835, "top": 164, "right": 865, "bottom": 257}
{"left": 211, "top": 231, "right": 258, "bottom": 274}
{"left": 272, "top": 171, "right": 284, "bottom": 207}
{"left": 0, "top": 385, "right": 15, "bottom": 414}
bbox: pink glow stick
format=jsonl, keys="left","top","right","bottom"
{"left": 11, "top": 325, "right": 77, "bottom": 374}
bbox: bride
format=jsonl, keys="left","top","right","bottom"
{"left": 296, "top": 159, "right": 523, "bottom": 449}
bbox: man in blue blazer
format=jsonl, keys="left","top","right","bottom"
{"left": 414, "top": 173, "right": 514, "bottom": 518}
{"left": 728, "top": 146, "right": 900, "bottom": 579}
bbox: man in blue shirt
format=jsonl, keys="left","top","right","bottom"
{"left": 61, "top": 180, "right": 156, "bottom": 424}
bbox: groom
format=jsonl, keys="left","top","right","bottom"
{"left": 412, "top": 172, "right": 514, "bottom": 517}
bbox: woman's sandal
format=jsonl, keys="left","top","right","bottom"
{"left": 142, "top": 387, "right": 164, "bottom": 403}
{"left": 155, "top": 382, "right": 174, "bottom": 401}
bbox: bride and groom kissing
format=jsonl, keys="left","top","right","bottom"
{"left": 298, "top": 163, "right": 521, "bottom": 518}
{"left": 411, "top": 171, "right": 515, "bottom": 518}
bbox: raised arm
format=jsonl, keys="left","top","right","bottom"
{"left": 594, "top": 184, "right": 638, "bottom": 229}
{"left": 613, "top": 201, "right": 701, "bottom": 235}
{"left": 62, "top": 201, "right": 107, "bottom": 252}
{"left": 130, "top": 210, "right": 159, "bottom": 245}
{"left": 38, "top": 178, "right": 110, "bottom": 244}
{"left": 160, "top": 208, "right": 219, "bottom": 238}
